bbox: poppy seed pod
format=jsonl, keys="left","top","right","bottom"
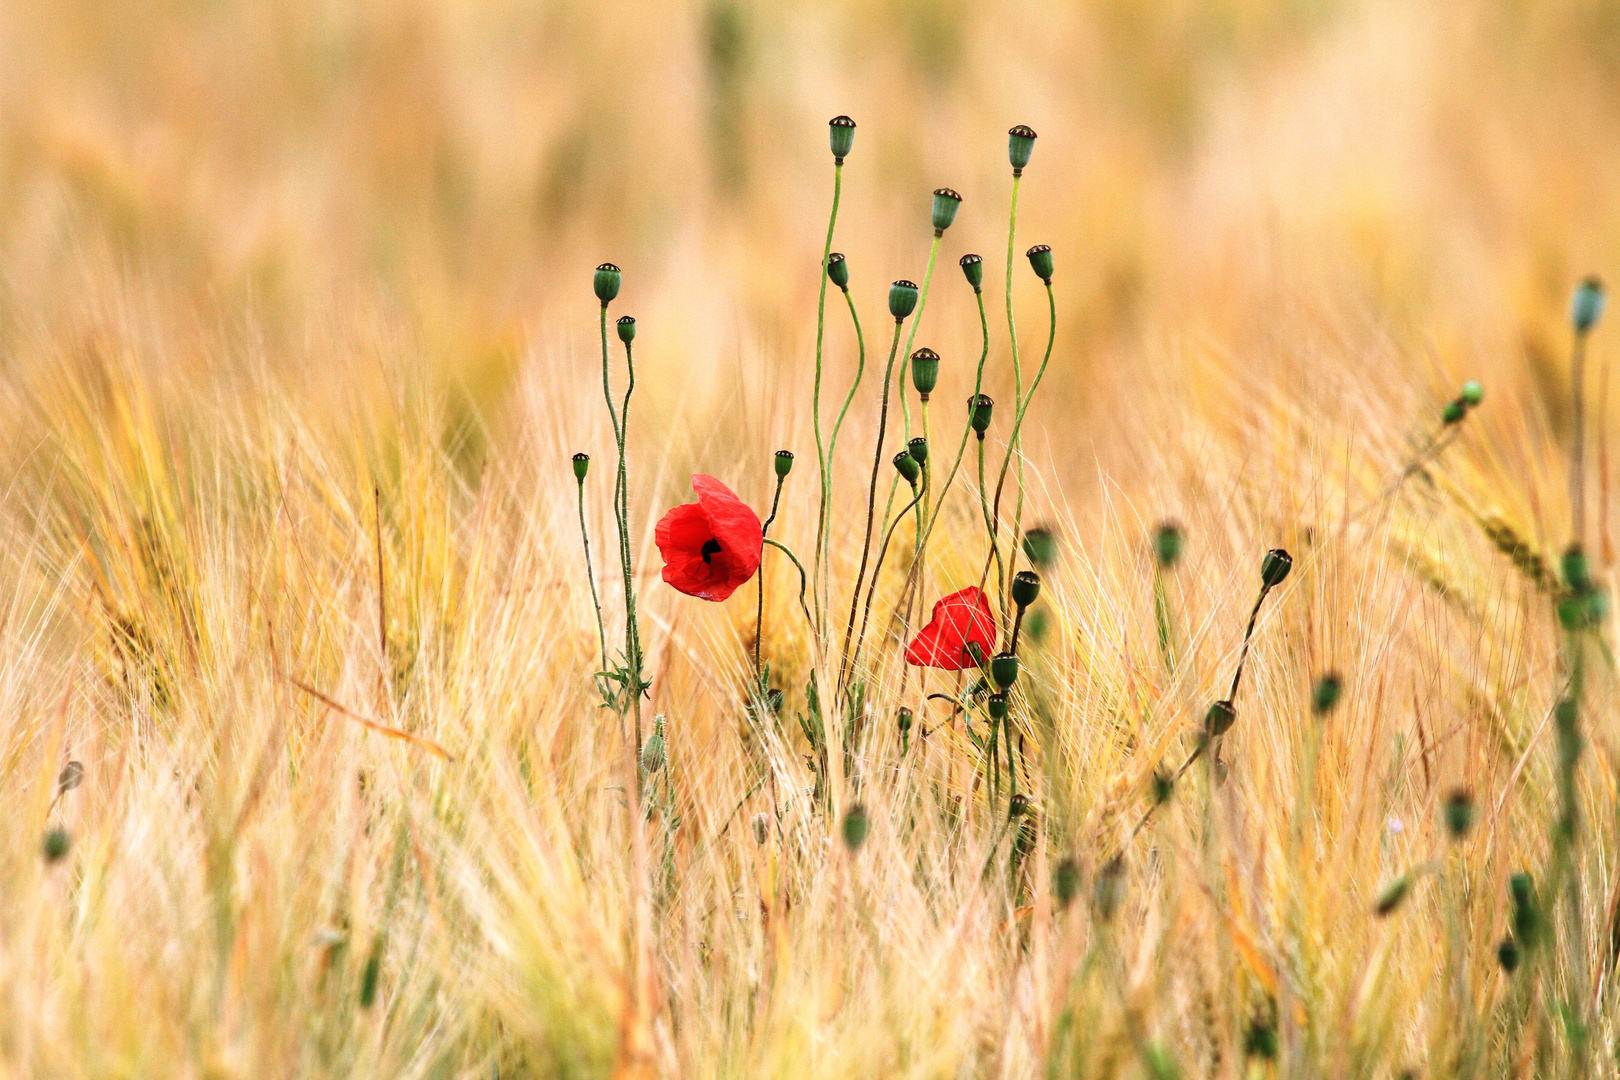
{"left": 752, "top": 812, "right": 770, "bottom": 845}
{"left": 641, "top": 716, "right": 666, "bottom": 773}
{"left": 1023, "top": 526, "right": 1058, "bottom": 569}
{"left": 1510, "top": 872, "right": 1539, "bottom": 946}
{"left": 1312, "top": 672, "right": 1343, "bottom": 715}
{"left": 1008, "top": 793, "right": 1031, "bottom": 818}
{"left": 1442, "top": 399, "right": 1467, "bottom": 425}
{"left": 960, "top": 253, "right": 984, "bottom": 290}
{"left": 572, "top": 452, "right": 590, "bottom": 482}
{"left": 1573, "top": 275, "right": 1605, "bottom": 334}
{"left": 1245, "top": 1021, "right": 1279, "bottom": 1061}
{"left": 1497, "top": 937, "right": 1521, "bottom": 973}
{"left": 910, "top": 347, "right": 940, "bottom": 398}
{"left": 1460, "top": 380, "right": 1484, "bottom": 407}
{"left": 986, "top": 692, "right": 1009, "bottom": 720}
{"left": 1054, "top": 856, "right": 1081, "bottom": 909}
{"left": 1011, "top": 570, "right": 1041, "bottom": 610}
{"left": 893, "top": 450, "right": 921, "bottom": 486}
{"left": 43, "top": 828, "right": 70, "bottom": 863}
{"left": 829, "top": 115, "right": 856, "bottom": 162}
{"left": 969, "top": 393, "right": 994, "bottom": 435}
{"left": 897, "top": 707, "right": 913, "bottom": 734}
{"left": 1008, "top": 125, "right": 1037, "bottom": 173}
{"left": 841, "top": 803, "right": 869, "bottom": 851}
{"left": 594, "top": 262, "right": 621, "bottom": 305}
{"left": 1151, "top": 769, "right": 1174, "bottom": 805}
{"left": 1204, "top": 699, "right": 1237, "bottom": 740}
{"left": 1562, "top": 543, "right": 1591, "bottom": 592}
{"left": 1260, "top": 548, "right": 1293, "bottom": 588}
{"left": 990, "top": 652, "right": 1019, "bottom": 690}
{"left": 827, "top": 252, "right": 850, "bottom": 290}
{"left": 1374, "top": 873, "right": 1412, "bottom": 917}
{"left": 907, "top": 436, "right": 929, "bottom": 465}
{"left": 774, "top": 450, "right": 795, "bottom": 478}
{"left": 1026, "top": 244, "right": 1054, "bottom": 283}
{"left": 616, "top": 315, "right": 636, "bottom": 344}
{"left": 1154, "top": 521, "right": 1184, "bottom": 568}
{"left": 931, "top": 187, "right": 962, "bottom": 234}
{"left": 1443, "top": 788, "right": 1474, "bottom": 839}
{"left": 889, "top": 279, "right": 919, "bottom": 321}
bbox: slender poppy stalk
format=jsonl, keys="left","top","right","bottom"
{"left": 850, "top": 463, "right": 927, "bottom": 677}
{"left": 812, "top": 119, "right": 853, "bottom": 633}
{"left": 897, "top": 233, "right": 941, "bottom": 442}
{"left": 755, "top": 452, "right": 793, "bottom": 680}
{"left": 822, "top": 256, "right": 865, "bottom": 633}
{"left": 573, "top": 453, "right": 607, "bottom": 678}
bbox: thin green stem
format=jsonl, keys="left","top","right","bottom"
{"left": 764, "top": 537, "right": 814, "bottom": 636}
{"left": 898, "top": 232, "right": 942, "bottom": 441}
{"left": 822, "top": 285, "right": 866, "bottom": 633}
{"left": 578, "top": 480, "right": 607, "bottom": 677}
{"left": 851, "top": 476, "right": 927, "bottom": 678}
{"left": 987, "top": 281, "right": 1056, "bottom": 624}
{"left": 755, "top": 472, "right": 788, "bottom": 680}
{"left": 976, "top": 437, "right": 1005, "bottom": 603}
{"left": 1573, "top": 330, "right": 1590, "bottom": 545}
{"left": 605, "top": 314, "right": 644, "bottom": 795}
{"left": 812, "top": 162, "right": 844, "bottom": 633}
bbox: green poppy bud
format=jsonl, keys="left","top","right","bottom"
{"left": 594, "top": 262, "right": 621, "bottom": 305}
{"left": 1008, "top": 124, "right": 1037, "bottom": 173}
{"left": 991, "top": 652, "right": 1019, "bottom": 690}
{"left": 1008, "top": 793, "right": 1031, "bottom": 818}
{"left": 897, "top": 707, "right": 913, "bottom": 734}
{"left": 752, "top": 812, "right": 770, "bottom": 845}
{"left": 774, "top": 450, "right": 795, "bottom": 478}
{"left": 931, "top": 187, "right": 962, "bottom": 234}
{"left": 1443, "top": 788, "right": 1473, "bottom": 839}
{"left": 889, "top": 279, "right": 919, "bottom": 321}
{"left": 1094, "top": 854, "right": 1125, "bottom": 920}
{"left": 986, "top": 692, "right": 1009, "bottom": 720}
{"left": 1026, "top": 244, "right": 1054, "bottom": 283}
{"left": 960, "top": 253, "right": 984, "bottom": 291}
{"left": 1011, "top": 570, "right": 1041, "bottom": 610}
{"left": 1510, "top": 872, "right": 1539, "bottom": 946}
{"left": 1572, "top": 275, "right": 1605, "bottom": 334}
{"left": 1153, "top": 521, "right": 1184, "bottom": 568}
{"left": 1054, "top": 856, "right": 1081, "bottom": 910}
{"left": 893, "top": 450, "right": 921, "bottom": 485}
{"left": 910, "top": 347, "right": 940, "bottom": 398}
{"left": 907, "top": 437, "right": 928, "bottom": 466}
{"left": 827, "top": 252, "right": 850, "bottom": 290}
{"left": 1557, "top": 594, "right": 1586, "bottom": 631}
{"left": 1497, "top": 937, "right": 1521, "bottom": 973}
{"left": 1312, "top": 672, "right": 1343, "bottom": 715}
{"left": 829, "top": 115, "right": 856, "bottom": 163}
{"left": 841, "top": 803, "right": 869, "bottom": 851}
{"left": 1260, "top": 548, "right": 1293, "bottom": 588}
{"left": 1244, "top": 1020, "right": 1279, "bottom": 1061}
{"left": 1562, "top": 543, "right": 1591, "bottom": 592}
{"left": 572, "top": 452, "right": 590, "bottom": 483}
{"left": 1460, "top": 380, "right": 1484, "bottom": 407}
{"left": 1022, "top": 527, "right": 1058, "bottom": 569}
{"left": 969, "top": 393, "right": 994, "bottom": 436}
{"left": 1204, "top": 699, "right": 1236, "bottom": 740}
{"left": 616, "top": 315, "right": 636, "bottom": 344}
{"left": 1374, "top": 873, "right": 1412, "bottom": 917}
{"left": 43, "top": 827, "right": 70, "bottom": 863}
{"left": 641, "top": 716, "right": 666, "bottom": 773}
{"left": 1151, "top": 769, "right": 1174, "bottom": 805}
{"left": 1442, "top": 399, "right": 1466, "bottom": 425}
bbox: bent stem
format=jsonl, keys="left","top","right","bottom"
{"left": 822, "top": 286, "right": 867, "bottom": 634}
{"left": 986, "top": 281, "right": 1056, "bottom": 625}
{"left": 851, "top": 476, "right": 928, "bottom": 679}
{"left": 764, "top": 537, "right": 814, "bottom": 638}
{"left": 578, "top": 478, "right": 608, "bottom": 678}
{"left": 898, "top": 232, "right": 942, "bottom": 441}
{"left": 755, "top": 470, "right": 789, "bottom": 681}
{"left": 812, "top": 162, "right": 844, "bottom": 633}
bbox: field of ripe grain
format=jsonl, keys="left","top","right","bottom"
{"left": 3, "top": 2, "right": 1620, "bottom": 1077}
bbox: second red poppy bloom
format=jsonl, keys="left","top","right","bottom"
{"left": 655, "top": 475, "right": 764, "bottom": 602}
{"left": 904, "top": 586, "right": 997, "bottom": 669}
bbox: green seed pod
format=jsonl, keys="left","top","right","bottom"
{"left": 1573, "top": 275, "right": 1605, "bottom": 334}
{"left": 841, "top": 803, "right": 869, "bottom": 851}
{"left": 1011, "top": 570, "right": 1041, "bottom": 610}
{"left": 1442, "top": 399, "right": 1467, "bottom": 425}
{"left": 986, "top": 692, "right": 1009, "bottom": 720}
{"left": 931, "top": 187, "right": 962, "bottom": 234}
{"left": 893, "top": 450, "right": 921, "bottom": 485}
{"left": 1312, "top": 672, "right": 1343, "bottom": 715}
{"left": 1460, "top": 380, "right": 1484, "bottom": 407}
{"left": 1008, "top": 124, "right": 1037, "bottom": 173}
{"left": 42, "top": 827, "right": 70, "bottom": 863}
{"left": 594, "top": 262, "right": 621, "bottom": 305}
{"left": 1497, "top": 937, "right": 1521, "bottom": 973}
{"left": 1023, "top": 526, "right": 1058, "bottom": 570}
{"left": 572, "top": 452, "right": 590, "bottom": 482}
{"left": 991, "top": 652, "right": 1019, "bottom": 690}
{"left": 910, "top": 347, "right": 940, "bottom": 398}
{"left": 1151, "top": 769, "right": 1174, "bottom": 805}
{"left": 616, "top": 315, "right": 636, "bottom": 344}
{"left": 1008, "top": 793, "right": 1031, "bottom": 818}
{"left": 1374, "top": 873, "right": 1412, "bottom": 917}
{"left": 1558, "top": 594, "right": 1586, "bottom": 631}
{"left": 1562, "top": 543, "right": 1591, "bottom": 592}
{"left": 1509, "top": 872, "right": 1539, "bottom": 946}
{"left": 57, "top": 760, "right": 84, "bottom": 794}
{"left": 1443, "top": 788, "right": 1474, "bottom": 839}
{"left": 1245, "top": 1019, "right": 1279, "bottom": 1060}
{"left": 969, "top": 393, "right": 994, "bottom": 435}
{"left": 752, "top": 812, "right": 770, "bottom": 845}
{"left": 641, "top": 716, "right": 667, "bottom": 773}
{"left": 1054, "top": 856, "right": 1081, "bottom": 910}
{"left": 897, "top": 707, "right": 913, "bottom": 734}
{"left": 1204, "top": 699, "right": 1237, "bottom": 740}
{"left": 1094, "top": 854, "right": 1125, "bottom": 921}
{"left": 1261, "top": 548, "right": 1293, "bottom": 588}
{"left": 1026, "top": 244, "right": 1054, "bottom": 283}
{"left": 960, "top": 253, "right": 984, "bottom": 291}
{"left": 1153, "top": 521, "right": 1183, "bottom": 568}
{"left": 889, "top": 279, "right": 919, "bottom": 321}
{"left": 827, "top": 252, "right": 850, "bottom": 290}
{"left": 829, "top": 115, "right": 856, "bottom": 162}
{"left": 907, "top": 437, "right": 929, "bottom": 465}
{"left": 774, "top": 450, "right": 795, "bottom": 478}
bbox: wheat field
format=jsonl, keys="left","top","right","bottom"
{"left": 3, "top": 1, "right": 1620, "bottom": 1077}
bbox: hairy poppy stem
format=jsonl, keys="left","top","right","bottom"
{"left": 897, "top": 233, "right": 941, "bottom": 441}
{"left": 1227, "top": 584, "right": 1272, "bottom": 704}
{"left": 812, "top": 162, "right": 843, "bottom": 635}
{"left": 851, "top": 475, "right": 927, "bottom": 679}
{"left": 577, "top": 475, "right": 608, "bottom": 678}
{"left": 764, "top": 538, "right": 814, "bottom": 636}
{"left": 823, "top": 285, "right": 866, "bottom": 636}
{"left": 603, "top": 307, "right": 644, "bottom": 794}
{"left": 839, "top": 319, "right": 907, "bottom": 695}
{"left": 755, "top": 471, "right": 789, "bottom": 679}
{"left": 976, "top": 437, "right": 1005, "bottom": 601}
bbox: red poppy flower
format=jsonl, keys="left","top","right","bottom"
{"left": 904, "top": 586, "right": 997, "bottom": 669}
{"left": 655, "top": 474, "right": 764, "bottom": 602}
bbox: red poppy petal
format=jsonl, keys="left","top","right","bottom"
{"left": 692, "top": 474, "right": 763, "bottom": 577}
{"left": 655, "top": 502, "right": 723, "bottom": 598}
{"left": 904, "top": 587, "right": 997, "bottom": 670}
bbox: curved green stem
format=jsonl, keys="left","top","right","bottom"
{"left": 764, "top": 537, "right": 814, "bottom": 635}
{"left": 822, "top": 285, "right": 866, "bottom": 634}
{"left": 851, "top": 476, "right": 927, "bottom": 680}
{"left": 987, "top": 281, "right": 1056, "bottom": 623}
{"left": 755, "top": 472, "right": 788, "bottom": 680}
{"left": 578, "top": 479, "right": 607, "bottom": 677}
{"left": 812, "top": 163, "right": 844, "bottom": 632}
{"left": 898, "top": 232, "right": 942, "bottom": 441}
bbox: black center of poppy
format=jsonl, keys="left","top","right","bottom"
{"left": 701, "top": 538, "right": 722, "bottom": 564}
